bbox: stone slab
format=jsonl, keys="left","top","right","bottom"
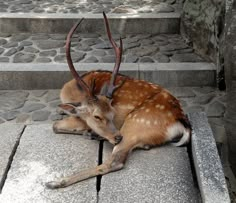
{"left": 99, "top": 144, "right": 200, "bottom": 202}
{"left": 0, "top": 63, "right": 216, "bottom": 89}
{"left": 0, "top": 123, "right": 25, "bottom": 190}
{"left": 0, "top": 13, "right": 180, "bottom": 34}
{"left": 139, "top": 62, "right": 216, "bottom": 87}
{"left": 188, "top": 112, "right": 230, "bottom": 203}
{"left": 0, "top": 124, "right": 98, "bottom": 202}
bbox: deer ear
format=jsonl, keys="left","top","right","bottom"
{"left": 58, "top": 103, "right": 77, "bottom": 115}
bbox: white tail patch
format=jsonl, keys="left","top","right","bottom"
{"left": 166, "top": 122, "right": 190, "bottom": 146}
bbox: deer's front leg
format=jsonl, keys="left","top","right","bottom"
{"left": 46, "top": 138, "right": 134, "bottom": 189}
{"left": 53, "top": 116, "right": 90, "bottom": 135}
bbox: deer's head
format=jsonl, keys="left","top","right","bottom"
{"left": 59, "top": 13, "right": 123, "bottom": 144}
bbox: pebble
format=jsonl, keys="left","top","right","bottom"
{"left": 0, "top": 57, "right": 9, "bottom": 62}
{"left": 16, "top": 114, "right": 30, "bottom": 123}
{"left": 0, "top": 39, "right": 7, "bottom": 46}
{"left": 22, "top": 103, "right": 46, "bottom": 113}
{"left": 171, "top": 53, "right": 204, "bottom": 62}
{"left": 24, "top": 47, "right": 39, "bottom": 53}
{"left": 83, "top": 56, "right": 99, "bottom": 63}
{"left": 32, "top": 110, "right": 50, "bottom": 121}
{"left": 140, "top": 56, "right": 155, "bottom": 63}
{"left": 3, "top": 42, "right": 18, "bottom": 48}
{"left": 4, "top": 48, "right": 17, "bottom": 56}
{"left": 0, "top": 111, "right": 19, "bottom": 121}
{"left": 36, "top": 57, "right": 52, "bottom": 63}
{"left": 13, "top": 53, "right": 35, "bottom": 63}
{"left": 36, "top": 41, "right": 64, "bottom": 50}
{"left": 10, "top": 34, "right": 30, "bottom": 42}
{"left": 39, "top": 50, "right": 57, "bottom": 57}
{"left": 0, "top": 48, "right": 4, "bottom": 54}
{"left": 207, "top": 101, "right": 225, "bottom": 117}
{"left": 45, "top": 90, "right": 60, "bottom": 102}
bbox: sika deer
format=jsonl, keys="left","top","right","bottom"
{"left": 46, "top": 12, "right": 191, "bottom": 189}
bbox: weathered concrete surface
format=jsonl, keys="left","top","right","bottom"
{"left": 99, "top": 143, "right": 200, "bottom": 203}
{"left": 0, "top": 63, "right": 216, "bottom": 89}
{"left": 0, "top": 124, "right": 98, "bottom": 202}
{"left": 0, "top": 123, "right": 25, "bottom": 190}
{"left": 188, "top": 112, "right": 230, "bottom": 203}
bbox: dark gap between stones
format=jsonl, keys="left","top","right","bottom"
{"left": 96, "top": 140, "right": 104, "bottom": 196}
{"left": 0, "top": 125, "right": 26, "bottom": 194}
{"left": 187, "top": 139, "right": 200, "bottom": 191}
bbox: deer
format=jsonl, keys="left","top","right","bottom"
{"left": 46, "top": 12, "right": 191, "bottom": 189}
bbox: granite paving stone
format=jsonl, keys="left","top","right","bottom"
{"left": 100, "top": 143, "right": 200, "bottom": 202}
{"left": 0, "top": 124, "right": 98, "bottom": 202}
{"left": 188, "top": 112, "right": 230, "bottom": 203}
{"left": 22, "top": 103, "right": 46, "bottom": 113}
{"left": 32, "top": 110, "right": 50, "bottom": 121}
{"left": 0, "top": 123, "right": 25, "bottom": 189}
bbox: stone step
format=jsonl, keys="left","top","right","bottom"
{"left": 0, "top": 62, "right": 216, "bottom": 89}
{"left": 0, "top": 13, "right": 180, "bottom": 34}
{"left": 0, "top": 33, "right": 197, "bottom": 63}
{"left": 0, "top": 33, "right": 214, "bottom": 89}
{"left": 0, "top": 0, "right": 181, "bottom": 34}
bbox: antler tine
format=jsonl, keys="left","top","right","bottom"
{"left": 103, "top": 12, "right": 124, "bottom": 99}
{"left": 66, "top": 19, "right": 94, "bottom": 98}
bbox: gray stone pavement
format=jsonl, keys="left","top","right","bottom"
{"left": 0, "top": 33, "right": 204, "bottom": 64}
{"left": 0, "top": 0, "right": 182, "bottom": 14}
{"left": 100, "top": 143, "right": 201, "bottom": 203}
{"left": 0, "top": 124, "right": 98, "bottom": 202}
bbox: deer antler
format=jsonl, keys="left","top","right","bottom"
{"left": 66, "top": 19, "right": 95, "bottom": 99}
{"left": 102, "top": 12, "right": 124, "bottom": 99}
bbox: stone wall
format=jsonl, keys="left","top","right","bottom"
{"left": 224, "top": 0, "right": 236, "bottom": 174}
{"left": 181, "top": 0, "right": 225, "bottom": 68}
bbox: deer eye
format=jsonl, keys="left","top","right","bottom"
{"left": 94, "top": 115, "right": 102, "bottom": 121}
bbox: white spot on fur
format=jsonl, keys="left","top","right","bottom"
{"left": 145, "top": 109, "right": 150, "bottom": 113}
{"left": 146, "top": 120, "right": 151, "bottom": 125}
{"left": 162, "top": 92, "right": 168, "bottom": 98}
{"left": 140, "top": 118, "right": 145, "bottom": 123}
{"left": 160, "top": 105, "right": 165, "bottom": 110}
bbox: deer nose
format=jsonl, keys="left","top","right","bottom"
{"left": 114, "top": 135, "right": 123, "bottom": 145}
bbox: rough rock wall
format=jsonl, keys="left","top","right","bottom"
{"left": 224, "top": 0, "right": 236, "bottom": 174}
{"left": 181, "top": 0, "right": 225, "bottom": 67}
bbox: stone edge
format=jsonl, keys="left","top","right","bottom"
{"left": 0, "top": 62, "right": 216, "bottom": 71}
{"left": 0, "top": 13, "right": 181, "bottom": 19}
{"left": 188, "top": 112, "right": 230, "bottom": 203}
{"left": 0, "top": 63, "right": 216, "bottom": 89}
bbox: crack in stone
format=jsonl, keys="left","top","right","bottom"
{"left": 96, "top": 140, "right": 104, "bottom": 202}
{"left": 0, "top": 125, "right": 26, "bottom": 194}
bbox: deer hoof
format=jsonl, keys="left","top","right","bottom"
{"left": 46, "top": 180, "right": 66, "bottom": 189}
{"left": 114, "top": 135, "right": 123, "bottom": 145}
